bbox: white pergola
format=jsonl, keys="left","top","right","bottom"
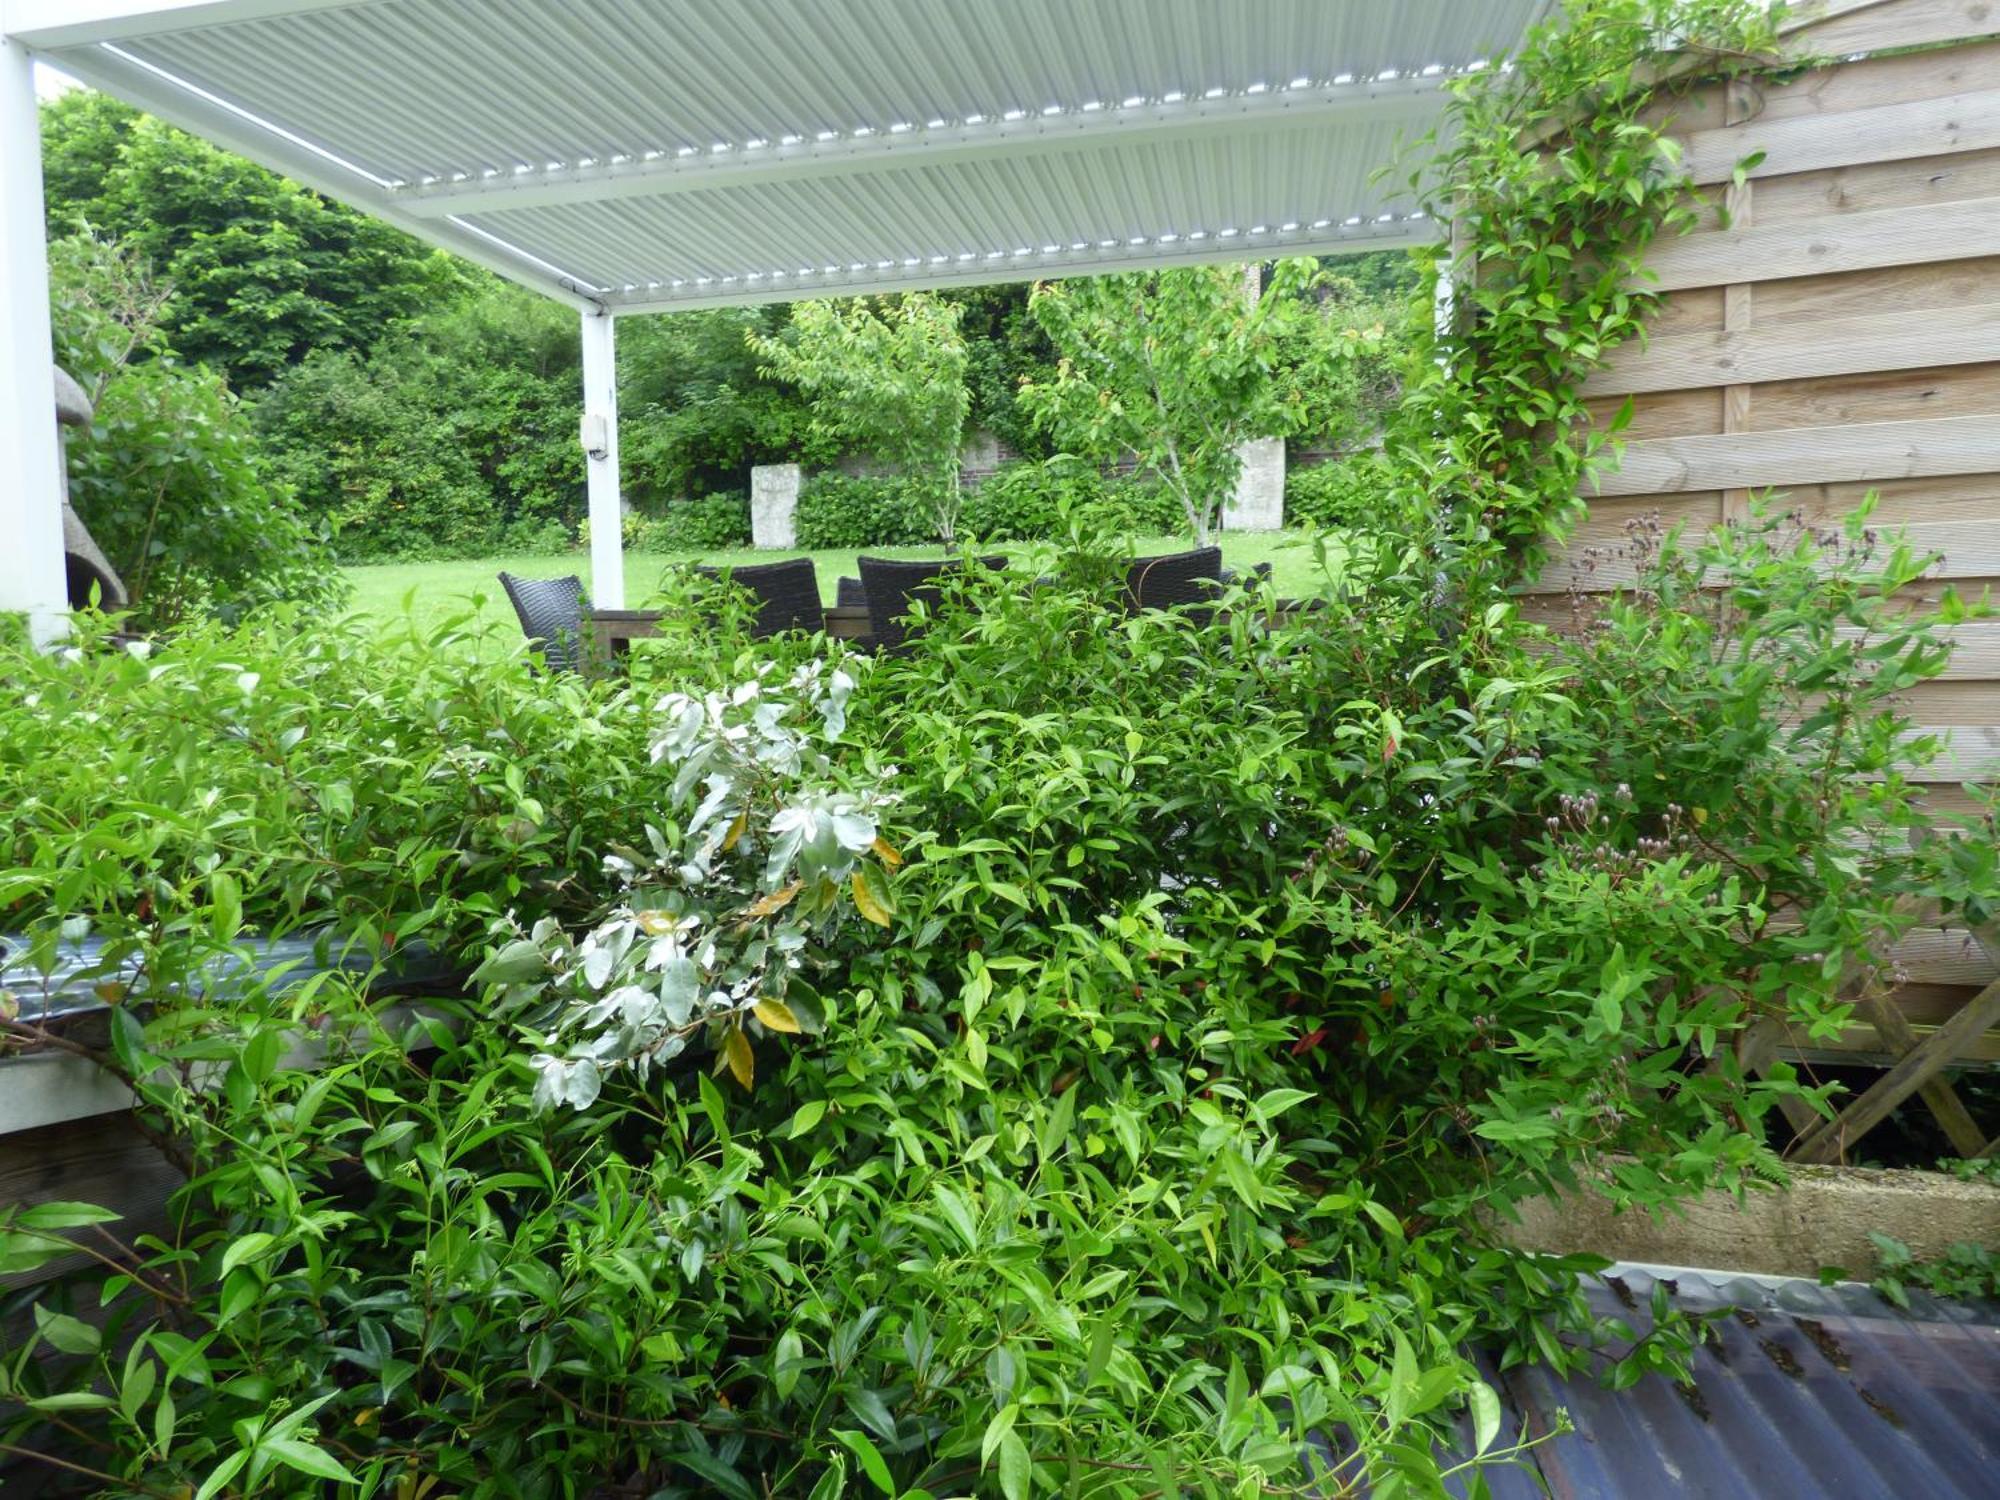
{"left": 0, "top": 0, "right": 1550, "bottom": 640}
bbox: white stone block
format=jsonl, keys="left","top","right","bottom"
{"left": 1222, "top": 437, "right": 1285, "bottom": 532}
{"left": 750, "top": 463, "right": 802, "bottom": 550}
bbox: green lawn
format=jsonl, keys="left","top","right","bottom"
{"left": 340, "top": 533, "right": 1327, "bottom": 634}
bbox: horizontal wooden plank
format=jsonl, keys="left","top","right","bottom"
{"left": 1584, "top": 304, "right": 2000, "bottom": 396}
{"left": 1588, "top": 415, "right": 2000, "bottom": 496}
{"left": 1684, "top": 87, "right": 2000, "bottom": 185}
{"left": 1538, "top": 518, "right": 2000, "bottom": 590}
{"left": 1751, "top": 256, "right": 2000, "bottom": 321}
{"left": 1642, "top": 196, "right": 2000, "bottom": 291}
{"left": 1755, "top": 33, "right": 2000, "bottom": 121}
{"left": 1868, "top": 927, "right": 1993, "bottom": 985}
{"left": 1747, "top": 147, "right": 2000, "bottom": 227}
{"left": 1741, "top": 363, "right": 2000, "bottom": 434}
{"left": 1901, "top": 723, "right": 2000, "bottom": 781}
{"left": 1790, "top": 0, "right": 2000, "bottom": 55}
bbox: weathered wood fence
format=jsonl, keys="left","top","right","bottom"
{"left": 1524, "top": 0, "right": 2000, "bottom": 1160}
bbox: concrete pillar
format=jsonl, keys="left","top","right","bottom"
{"left": 1223, "top": 436, "right": 1285, "bottom": 532}
{"left": 579, "top": 309, "right": 624, "bottom": 609}
{"left": 750, "top": 463, "right": 801, "bottom": 550}
{"left": 0, "top": 37, "right": 68, "bottom": 644}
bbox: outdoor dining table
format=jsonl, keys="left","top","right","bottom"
{"left": 588, "top": 592, "right": 1309, "bottom": 664}
{"left": 588, "top": 604, "right": 875, "bottom": 659}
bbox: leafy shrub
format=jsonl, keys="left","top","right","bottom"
{"left": 1867, "top": 1233, "right": 2000, "bottom": 1309}
{"left": 1285, "top": 450, "right": 1387, "bottom": 530}
{"left": 50, "top": 231, "right": 345, "bottom": 630}
{"left": 793, "top": 472, "right": 934, "bottom": 549}
{"left": 957, "top": 457, "right": 1089, "bottom": 541}
{"left": 1, "top": 599, "right": 1527, "bottom": 1498}
{"left": 0, "top": 608, "right": 677, "bottom": 958}
{"left": 1099, "top": 471, "right": 1187, "bottom": 534}
{"left": 639, "top": 491, "right": 754, "bottom": 551}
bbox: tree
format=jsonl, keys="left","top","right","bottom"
{"left": 41, "top": 92, "right": 470, "bottom": 389}
{"left": 750, "top": 295, "right": 972, "bottom": 543}
{"left": 1020, "top": 259, "right": 1361, "bottom": 544}
{"left": 50, "top": 231, "right": 344, "bottom": 628}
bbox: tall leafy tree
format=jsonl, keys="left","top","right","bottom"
{"left": 750, "top": 295, "right": 972, "bottom": 543}
{"left": 1021, "top": 259, "right": 1360, "bottom": 545}
{"left": 40, "top": 92, "right": 469, "bottom": 389}
{"left": 50, "top": 231, "right": 344, "bottom": 627}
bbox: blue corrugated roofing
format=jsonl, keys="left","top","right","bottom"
{"left": 1464, "top": 1266, "right": 2000, "bottom": 1500}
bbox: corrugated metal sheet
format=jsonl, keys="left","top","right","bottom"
{"left": 1467, "top": 1266, "right": 2000, "bottom": 1500}
{"left": 36, "top": 0, "right": 1554, "bottom": 311}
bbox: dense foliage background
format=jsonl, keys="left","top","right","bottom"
{"left": 39, "top": 89, "right": 1414, "bottom": 575}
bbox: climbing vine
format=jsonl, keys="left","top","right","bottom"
{"left": 1386, "top": 0, "right": 1787, "bottom": 585}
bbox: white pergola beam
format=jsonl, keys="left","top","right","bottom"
{"left": 579, "top": 311, "right": 624, "bottom": 611}
{"left": 595, "top": 219, "right": 1438, "bottom": 316}
{"left": 392, "top": 77, "right": 1452, "bottom": 220}
{"left": 0, "top": 30, "right": 67, "bottom": 643}
{"left": 1, "top": 0, "right": 378, "bottom": 50}
{"left": 47, "top": 42, "right": 602, "bottom": 310}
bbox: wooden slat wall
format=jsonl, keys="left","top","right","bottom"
{"left": 1523, "top": 0, "right": 2000, "bottom": 1115}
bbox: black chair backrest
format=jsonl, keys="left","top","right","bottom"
{"left": 498, "top": 571, "right": 587, "bottom": 672}
{"left": 695, "top": 557, "right": 823, "bottom": 638}
{"left": 835, "top": 575, "right": 867, "bottom": 610}
{"left": 856, "top": 554, "right": 1004, "bottom": 652}
{"left": 1124, "top": 546, "right": 1224, "bottom": 613}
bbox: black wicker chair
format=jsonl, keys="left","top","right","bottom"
{"left": 695, "top": 557, "right": 824, "bottom": 638}
{"left": 1124, "top": 546, "right": 1224, "bottom": 614}
{"left": 835, "top": 575, "right": 867, "bottom": 609}
{"left": 498, "top": 571, "right": 588, "bottom": 672}
{"left": 856, "top": 554, "right": 1004, "bottom": 652}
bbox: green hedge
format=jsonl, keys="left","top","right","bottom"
{"left": 1285, "top": 450, "right": 1387, "bottom": 530}
{"left": 797, "top": 461, "right": 1190, "bottom": 548}
{"left": 793, "top": 472, "right": 936, "bottom": 548}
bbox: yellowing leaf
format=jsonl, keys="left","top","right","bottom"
{"left": 635, "top": 909, "right": 678, "bottom": 936}
{"left": 723, "top": 1027, "right": 754, "bottom": 1090}
{"left": 747, "top": 883, "right": 801, "bottom": 918}
{"left": 754, "top": 998, "right": 802, "bottom": 1035}
{"left": 722, "top": 812, "right": 748, "bottom": 852}
{"left": 851, "top": 870, "right": 892, "bottom": 927}
{"left": 871, "top": 836, "right": 904, "bottom": 869}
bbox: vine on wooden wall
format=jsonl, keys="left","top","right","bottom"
{"left": 1386, "top": 0, "right": 1789, "bottom": 585}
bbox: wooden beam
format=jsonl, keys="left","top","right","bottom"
{"left": 1588, "top": 415, "right": 2000, "bottom": 496}
{"left": 1788, "top": 972, "right": 2000, "bottom": 1162}
{"left": 1642, "top": 196, "right": 2000, "bottom": 291}
{"left": 1584, "top": 304, "right": 2000, "bottom": 396}
{"left": 1851, "top": 992, "right": 1991, "bottom": 1156}
{"left": 1682, "top": 87, "right": 2000, "bottom": 187}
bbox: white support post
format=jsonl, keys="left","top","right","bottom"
{"left": 579, "top": 309, "right": 624, "bottom": 610}
{"left": 0, "top": 37, "right": 68, "bottom": 645}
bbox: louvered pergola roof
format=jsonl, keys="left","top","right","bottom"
{"left": 7, "top": 0, "right": 1550, "bottom": 315}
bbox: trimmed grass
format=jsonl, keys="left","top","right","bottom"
{"left": 340, "top": 533, "right": 1328, "bottom": 635}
